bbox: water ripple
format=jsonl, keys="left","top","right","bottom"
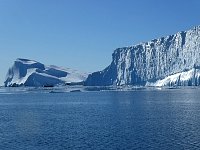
{"left": 0, "top": 89, "right": 200, "bottom": 149}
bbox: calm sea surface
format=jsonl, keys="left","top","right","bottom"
{"left": 0, "top": 88, "right": 200, "bottom": 149}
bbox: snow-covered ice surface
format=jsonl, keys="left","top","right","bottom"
{"left": 85, "top": 25, "right": 200, "bottom": 86}
{"left": 146, "top": 68, "right": 200, "bottom": 86}
{"left": 4, "top": 58, "right": 88, "bottom": 87}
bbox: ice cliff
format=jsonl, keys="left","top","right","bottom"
{"left": 4, "top": 58, "right": 88, "bottom": 87}
{"left": 85, "top": 25, "right": 200, "bottom": 86}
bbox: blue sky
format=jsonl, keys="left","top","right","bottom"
{"left": 0, "top": 0, "right": 200, "bottom": 85}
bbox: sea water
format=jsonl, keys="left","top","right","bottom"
{"left": 0, "top": 87, "right": 200, "bottom": 149}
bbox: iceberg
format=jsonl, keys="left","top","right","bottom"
{"left": 85, "top": 25, "right": 200, "bottom": 86}
{"left": 4, "top": 58, "right": 88, "bottom": 87}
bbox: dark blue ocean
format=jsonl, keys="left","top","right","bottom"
{"left": 0, "top": 88, "right": 200, "bottom": 149}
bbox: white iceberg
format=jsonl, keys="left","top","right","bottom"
{"left": 85, "top": 25, "right": 200, "bottom": 86}
{"left": 4, "top": 58, "right": 88, "bottom": 87}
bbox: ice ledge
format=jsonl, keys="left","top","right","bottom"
{"left": 146, "top": 68, "right": 200, "bottom": 87}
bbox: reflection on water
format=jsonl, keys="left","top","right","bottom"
{"left": 0, "top": 88, "right": 200, "bottom": 149}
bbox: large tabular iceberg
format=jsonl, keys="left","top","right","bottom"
{"left": 4, "top": 58, "right": 88, "bottom": 87}
{"left": 85, "top": 25, "right": 200, "bottom": 86}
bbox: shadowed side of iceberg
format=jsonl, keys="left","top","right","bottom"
{"left": 24, "top": 72, "right": 64, "bottom": 87}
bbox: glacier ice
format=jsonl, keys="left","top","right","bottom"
{"left": 4, "top": 58, "right": 88, "bottom": 87}
{"left": 146, "top": 68, "right": 200, "bottom": 86}
{"left": 85, "top": 25, "right": 200, "bottom": 86}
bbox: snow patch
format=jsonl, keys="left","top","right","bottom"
{"left": 146, "top": 68, "right": 200, "bottom": 86}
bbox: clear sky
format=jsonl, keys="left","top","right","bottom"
{"left": 0, "top": 0, "right": 200, "bottom": 85}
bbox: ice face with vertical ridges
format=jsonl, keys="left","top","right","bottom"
{"left": 85, "top": 25, "right": 200, "bottom": 86}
